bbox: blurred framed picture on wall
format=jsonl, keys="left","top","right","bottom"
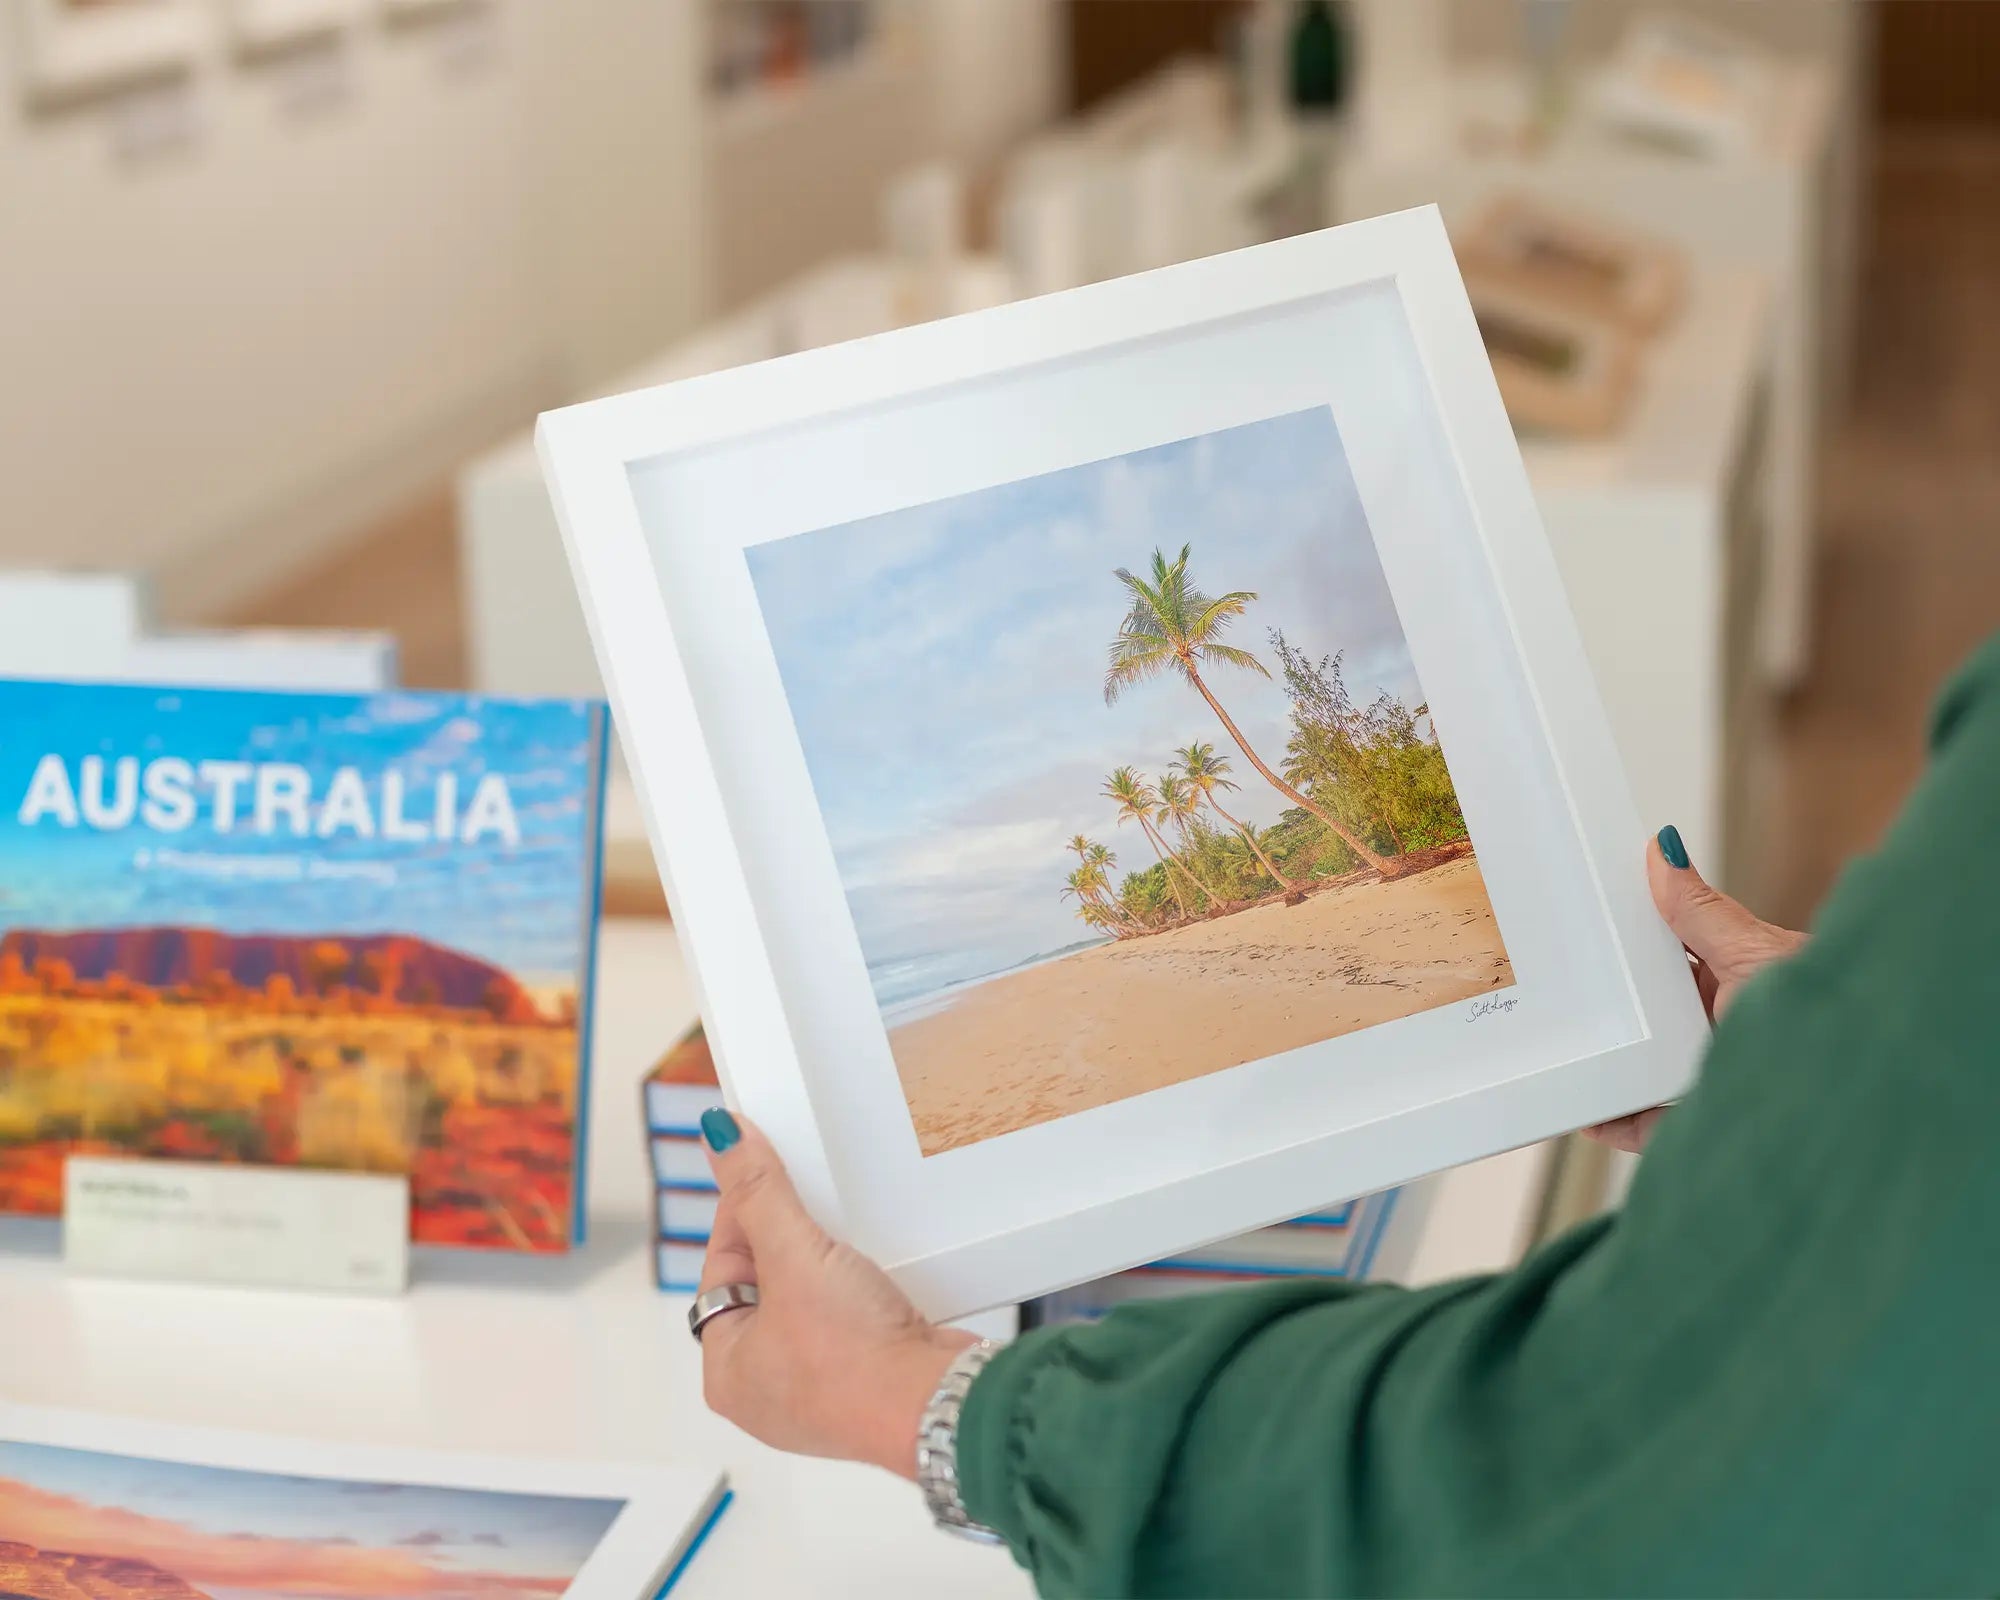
{"left": 15, "top": 0, "right": 205, "bottom": 101}
{"left": 225, "top": 0, "right": 359, "bottom": 52}
{"left": 537, "top": 207, "right": 1709, "bottom": 1320}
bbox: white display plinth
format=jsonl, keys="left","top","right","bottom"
{"left": 1524, "top": 267, "right": 1775, "bottom": 899}
{"left": 0, "top": 920, "right": 1558, "bottom": 1599}
{"left": 1331, "top": 57, "right": 1842, "bottom": 690}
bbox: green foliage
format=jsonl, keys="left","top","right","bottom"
{"left": 1181, "top": 822, "right": 1276, "bottom": 902}
{"left": 1272, "top": 630, "right": 1468, "bottom": 854}
{"left": 1117, "top": 865, "right": 1176, "bottom": 927}
{"left": 414, "top": 1078, "right": 450, "bottom": 1150}
{"left": 1262, "top": 807, "right": 1364, "bottom": 878}
{"left": 190, "top": 1108, "right": 267, "bottom": 1161}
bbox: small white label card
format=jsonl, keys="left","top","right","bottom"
{"left": 64, "top": 1157, "right": 410, "bottom": 1296}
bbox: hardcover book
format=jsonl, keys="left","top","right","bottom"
{"left": 643, "top": 1021, "right": 718, "bottom": 1137}
{"left": 0, "top": 680, "right": 609, "bottom": 1252}
{"left": 650, "top": 1137, "right": 715, "bottom": 1190}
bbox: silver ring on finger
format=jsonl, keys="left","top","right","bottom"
{"left": 688, "top": 1282, "right": 760, "bottom": 1342}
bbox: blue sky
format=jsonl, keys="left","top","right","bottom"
{"left": 747, "top": 406, "right": 1427, "bottom": 1007}
{"left": 0, "top": 686, "right": 601, "bottom": 982}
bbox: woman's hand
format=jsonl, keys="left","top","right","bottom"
{"left": 693, "top": 1109, "right": 971, "bottom": 1477}
{"left": 1586, "top": 826, "right": 1807, "bottom": 1152}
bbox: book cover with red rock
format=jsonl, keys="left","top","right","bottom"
{"left": 0, "top": 680, "right": 608, "bottom": 1252}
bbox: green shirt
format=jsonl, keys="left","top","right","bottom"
{"left": 959, "top": 633, "right": 2000, "bottom": 1598}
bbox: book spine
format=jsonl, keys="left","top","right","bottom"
{"left": 1023, "top": 1189, "right": 1401, "bottom": 1323}
{"left": 1352, "top": 1187, "right": 1398, "bottom": 1279}
{"left": 657, "top": 1187, "right": 719, "bottom": 1244}
{"left": 572, "top": 705, "right": 612, "bottom": 1246}
{"left": 649, "top": 1134, "right": 718, "bottom": 1190}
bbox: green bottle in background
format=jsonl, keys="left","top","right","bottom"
{"left": 1289, "top": 0, "right": 1350, "bottom": 114}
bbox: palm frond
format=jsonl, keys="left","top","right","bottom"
{"left": 1194, "top": 641, "right": 1271, "bottom": 678}
{"left": 1171, "top": 740, "right": 1240, "bottom": 794}
{"left": 1187, "top": 590, "right": 1257, "bottom": 644}
{"left": 1103, "top": 629, "right": 1183, "bottom": 705}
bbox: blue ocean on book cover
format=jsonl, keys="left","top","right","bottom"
{"left": 0, "top": 681, "right": 608, "bottom": 1251}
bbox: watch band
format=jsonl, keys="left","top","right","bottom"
{"left": 914, "top": 1338, "right": 1006, "bottom": 1544}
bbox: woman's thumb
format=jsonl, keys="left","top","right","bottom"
{"left": 699, "top": 1108, "right": 809, "bottom": 1242}
{"left": 1647, "top": 826, "right": 1794, "bottom": 984}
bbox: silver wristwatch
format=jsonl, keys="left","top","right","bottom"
{"left": 914, "top": 1338, "right": 1005, "bottom": 1543}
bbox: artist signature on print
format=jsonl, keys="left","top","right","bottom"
{"left": 1466, "top": 994, "right": 1519, "bottom": 1023}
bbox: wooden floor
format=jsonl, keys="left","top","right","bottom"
{"left": 235, "top": 134, "right": 2000, "bottom": 932}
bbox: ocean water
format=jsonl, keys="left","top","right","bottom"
{"left": 873, "top": 935, "right": 1111, "bottom": 1028}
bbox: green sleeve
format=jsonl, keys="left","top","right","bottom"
{"left": 958, "top": 633, "right": 2000, "bottom": 1598}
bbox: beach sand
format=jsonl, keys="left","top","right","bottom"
{"left": 892, "top": 856, "right": 1513, "bottom": 1156}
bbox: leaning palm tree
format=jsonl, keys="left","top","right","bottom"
{"left": 1154, "top": 772, "right": 1231, "bottom": 902}
{"left": 1062, "top": 838, "right": 1137, "bottom": 929}
{"left": 1081, "top": 841, "right": 1139, "bottom": 927}
{"left": 1102, "top": 766, "right": 1202, "bottom": 918}
{"left": 1075, "top": 901, "right": 1127, "bottom": 937}
{"left": 1062, "top": 856, "right": 1134, "bottom": 934}
{"left": 1059, "top": 865, "right": 1094, "bottom": 910}
{"left": 1061, "top": 865, "right": 1110, "bottom": 931}
{"left": 1104, "top": 545, "right": 1393, "bottom": 876}
{"left": 1172, "top": 741, "right": 1298, "bottom": 893}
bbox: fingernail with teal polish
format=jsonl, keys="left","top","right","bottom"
{"left": 700, "top": 1108, "right": 741, "bottom": 1153}
{"left": 1657, "top": 825, "right": 1690, "bottom": 870}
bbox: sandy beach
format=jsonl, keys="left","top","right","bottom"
{"left": 892, "top": 856, "right": 1513, "bottom": 1156}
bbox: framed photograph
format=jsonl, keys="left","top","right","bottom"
{"left": 1462, "top": 269, "right": 1643, "bottom": 437}
{"left": 14, "top": 0, "right": 205, "bottom": 100}
{"left": 538, "top": 206, "right": 1709, "bottom": 1319}
{"left": 1459, "top": 193, "right": 1686, "bottom": 337}
{"left": 0, "top": 1402, "right": 729, "bottom": 1597}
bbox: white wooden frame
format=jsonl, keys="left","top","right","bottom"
{"left": 539, "top": 207, "right": 1710, "bottom": 1320}
{"left": 0, "top": 1402, "right": 728, "bottom": 1599}
{"left": 15, "top": 0, "right": 205, "bottom": 99}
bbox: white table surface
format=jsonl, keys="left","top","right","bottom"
{"left": 0, "top": 919, "right": 1549, "bottom": 1598}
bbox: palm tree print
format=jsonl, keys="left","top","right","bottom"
{"left": 1103, "top": 544, "right": 1392, "bottom": 876}
{"left": 1102, "top": 766, "right": 1205, "bottom": 917}
{"left": 1061, "top": 842, "right": 1136, "bottom": 934}
{"left": 1172, "top": 741, "right": 1298, "bottom": 892}
{"left": 1153, "top": 773, "right": 1231, "bottom": 903}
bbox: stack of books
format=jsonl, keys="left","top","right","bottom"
{"left": 1024, "top": 1189, "right": 1399, "bottom": 1327}
{"left": 644, "top": 1022, "right": 722, "bottom": 1291}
